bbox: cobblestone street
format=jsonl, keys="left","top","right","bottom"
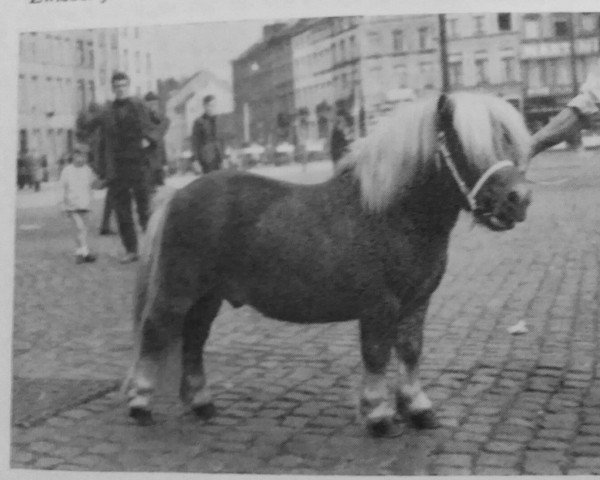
{"left": 11, "top": 154, "right": 600, "bottom": 475}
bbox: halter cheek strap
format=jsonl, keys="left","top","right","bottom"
{"left": 437, "top": 131, "right": 514, "bottom": 212}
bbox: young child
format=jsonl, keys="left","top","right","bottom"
{"left": 59, "top": 142, "right": 98, "bottom": 264}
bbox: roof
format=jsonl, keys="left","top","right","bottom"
{"left": 168, "top": 70, "right": 231, "bottom": 111}
{"left": 233, "top": 18, "right": 321, "bottom": 63}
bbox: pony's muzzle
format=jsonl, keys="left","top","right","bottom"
{"left": 506, "top": 182, "right": 532, "bottom": 222}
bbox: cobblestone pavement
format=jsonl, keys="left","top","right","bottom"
{"left": 11, "top": 153, "right": 600, "bottom": 474}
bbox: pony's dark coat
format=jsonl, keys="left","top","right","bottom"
{"left": 125, "top": 92, "right": 532, "bottom": 435}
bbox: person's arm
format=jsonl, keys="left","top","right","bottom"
{"left": 530, "top": 62, "right": 600, "bottom": 158}
{"left": 135, "top": 100, "right": 160, "bottom": 147}
{"left": 530, "top": 107, "right": 585, "bottom": 158}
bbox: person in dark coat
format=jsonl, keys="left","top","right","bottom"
{"left": 78, "top": 102, "right": 116, "bottom": 235}
{"left": 78, "top": 71, "right": 161, "bottom": 263}
{"left": 191, "top": 95, "right": 222, "bottom": 174}
{"left": 143, "top": 91, "right": 170, "bottom": 191}
{"left": 330, "top": 111, "right": 351, "bottom": 166}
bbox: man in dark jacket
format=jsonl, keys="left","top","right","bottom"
{"left": 330, "top": 111, "right": 351, "bottom": 166}
{"left": 144, "top": 91, "right": 170, "bottom": 191}
{"left": 191, "top": 95, "right": 222, "bottom": 173}
{"left": 79, "top": 71, "right": 160, "bottom": 263}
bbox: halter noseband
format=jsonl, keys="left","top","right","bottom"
{"left": 437, "top": 132, "right": 514, "bottom": 212}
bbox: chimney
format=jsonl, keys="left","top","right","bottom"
{"left": 263, "top": 23, "right": 287, "bottom": 40}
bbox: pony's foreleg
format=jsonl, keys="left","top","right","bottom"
{"left": 358, "top": 300, "right": 398, "bottom": 437}
{"left": 179, "top": 295, "right": 222, "bottom": 419}
{"left": 394, "top": 302, "right": 436, "bottom": 429}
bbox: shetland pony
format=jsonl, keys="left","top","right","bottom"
{"left": 123, "top": 93, "right": 532, "bottom": 437}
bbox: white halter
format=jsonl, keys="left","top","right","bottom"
{"left": 437, "top": 131, "right": 514, "bottom": 212}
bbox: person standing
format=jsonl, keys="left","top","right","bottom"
{"left": 78, "top": 71, "right": 160, "bottom": 263}
{"left": 143, "top": 91, "right": 170, "bottom": 191}
{"left": 530, "top": 62, "right": 600, "bottom": 157}
{"left": 59, "top": 142, "right": 98, "bottom": 264}
{"left": 191, "top": 95, "right": 222, "bottom": 174}
{"left": 330, "top": 111, "right": 351, "bottom": 166}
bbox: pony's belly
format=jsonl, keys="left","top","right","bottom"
{"left": 224, "top": 283, "right": 361, "bottom": 324}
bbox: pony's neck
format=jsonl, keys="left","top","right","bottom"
{"left": 388, "top": 168, "right": 463, "bottom": 236}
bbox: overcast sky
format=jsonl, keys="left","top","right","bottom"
{"left": 147, "top": 19, "right": 274, "bottom": 85}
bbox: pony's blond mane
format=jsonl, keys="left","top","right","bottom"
{"left": 339, "top": 92, "right": 532, "bottom": 212}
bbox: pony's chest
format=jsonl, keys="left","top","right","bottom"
{"left": 383, "top": 237, "right": 448, "bottom": 304}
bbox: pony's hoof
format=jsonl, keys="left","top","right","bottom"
{"left": 366, "top": 419, "right": 403, "bottom": 438}
{"left": 192, "top": 402, "right": 216, "bottom": 420}
{"left": 409, "top": 409, "right": 438, "bottom": 430}
{"left": 129, "top": 407, "right": 155, "bottom": 426}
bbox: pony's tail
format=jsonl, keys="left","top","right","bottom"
{"left": 121, "top": 186, "right": 177, "bottom": 397}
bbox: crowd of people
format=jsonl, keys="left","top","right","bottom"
{"left": 38, "top": 70, "right": 223, "bottom": 265}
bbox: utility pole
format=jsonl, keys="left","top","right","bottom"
{"left": 568, "top": 12, "right": 579, "bottom": 98}
{"left": 439, "top": 14, "right": 450, "bottom": 93}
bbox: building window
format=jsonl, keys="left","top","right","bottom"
{"left": 332, "top": 44, "right": 337, "bottom": 64}
{"left": 393, "top": 29, "right": 404, "bottom": 52}
{"left": 123, "top": 49, "right": 129, "bottom": 72}
{"left": 134, "top": 27, "right": 139, "bottom": 39}
{"left": 30, "top": 33, "right": 37, "bottom": 60}
{"left": 340, "top": 40, "right": 346, "bottom": 62}
{"left": 89, "top": 81, "right": 96, "bottom": 105}
{"left": 475, "top": 58, "right": 489, "bottom": 84}
{"left": 418, "top": 27, "right": 430, "bottom": 50}
{"left": 368, "top": 31, "right": 382, "bottom": 53}
{"left": 524, "top": 16, "right": 541, "bottom": 39}
{"left": 135, "top": 51, "right": 141, "bottom": 73}
{"left": 448, "top": 18, "right": 459, "bottom": 38}
{"left": 502, "top": 57, "right": 515, "bottom": 82}
{"left": 554, "top": 19, "right": 569, "bottom": 37}
{"left": 88, "top": 44, "right": 95, "bottom": 68}
{"left": 394, "top": 64, "right": 407, "bottom": 88}
{"left": 77, "top": 79, "right": 85, "bottom": 111}
{"left": 419, "top": 62, "right": 434, "bottom": 88}
{"left": 18, "top": 74, "right": 26, "bottom": 113}
{"left": 146, "top": 52, "right": 151, "bottom": 74}
{"left": 498, "top": 13, "right": 512, "bottom": 31}
{"left": 99, "top": 31, "right": 106, "bottom": 47}
{"left": 57, "top": 78, "right": 63, "bottom": 112}
{"left": 63, "top": 38, "right": 70, "bottom": 65}
{"left": 76, "top": 40, "right": 84, "bottom": 65}
{"left": 449, "top": 61, "right": 463, "bottom": 87}
{"left": 474, "top": 16, "right": 485, "bottom": 35}
{"left": 581, "top": 13, "right": 596, "bottom": 32}
{"left": 349, "top": 35, "right": 356, "bottom": 58}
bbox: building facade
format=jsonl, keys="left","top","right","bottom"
{"left": 520, "top": 12, "right": 600, "bottom": 129}
{"left": 232, "top": 22, "right": 311, "bottom": 147}
{"left": 17, "top": 27, "right": 157, "bottom": 174}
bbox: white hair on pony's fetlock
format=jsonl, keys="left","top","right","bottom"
{"left": 340, "top": 92, "right": 532, "bottom": 212}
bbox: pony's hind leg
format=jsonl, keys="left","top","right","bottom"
{"left": 358, "top": 299, "right": 399, "bottom": 437}
{"left": 179, "top": 295, "right": 222, "bottom": 419}
{"left": 127, "top": 303, "right": 186, "bottom": 426}
{"left": 394, "top": 303, "right": 437, "bottom": 429}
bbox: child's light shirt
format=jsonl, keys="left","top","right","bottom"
{"left": 60, "top": 164, "right": 95, "bottom": 211}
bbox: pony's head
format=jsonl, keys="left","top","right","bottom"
{"left": 341, "top": 92, "right": 532, "bottom": 231}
